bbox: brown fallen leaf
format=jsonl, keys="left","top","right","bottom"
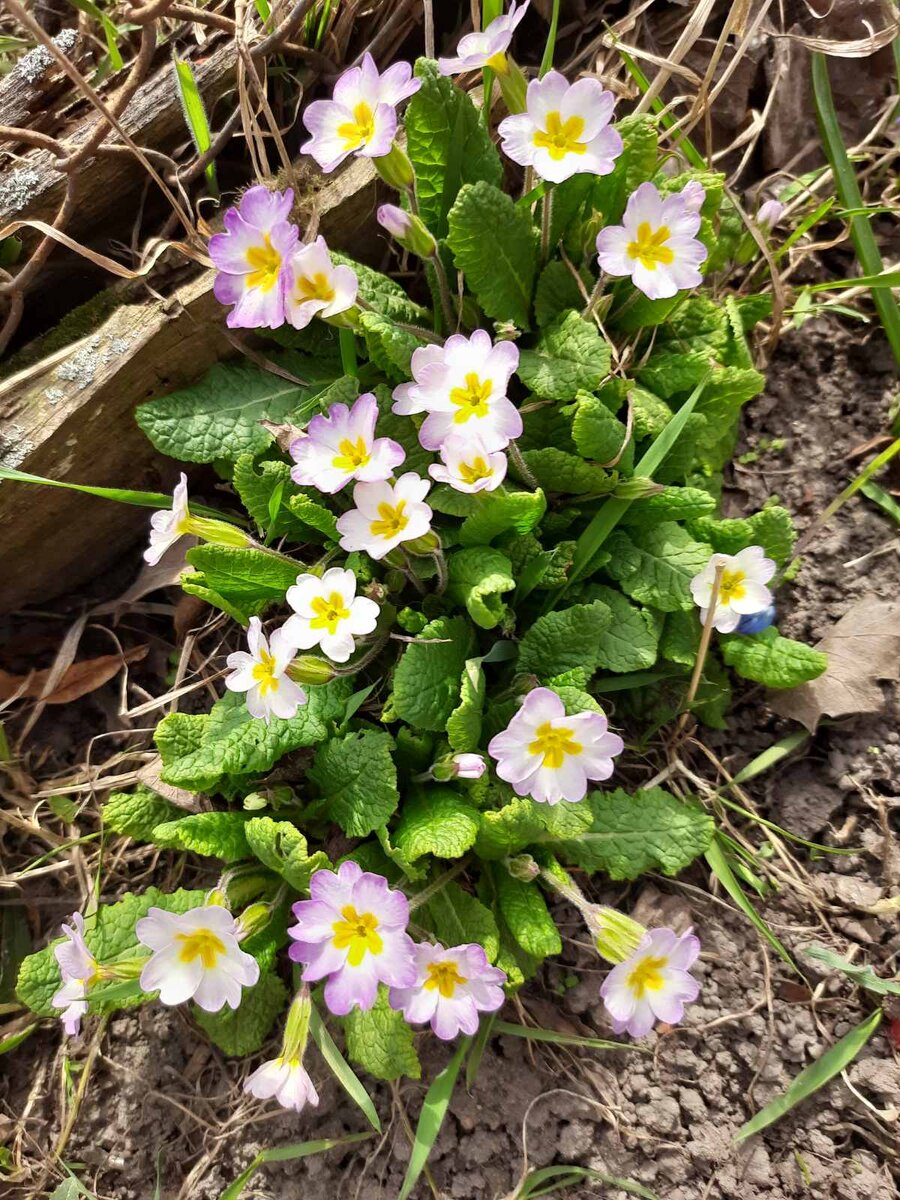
{"left": 771, "top": 598, "right": 900, "bottom": 732}
{"left": 0, "top": 645, "right": 148, "bottom": 705}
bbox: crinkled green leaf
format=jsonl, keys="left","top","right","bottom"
{"left": 517, "top": 600, "right": 612, "bottom": 678}
{"left": 393, "top": 788, "right": 479, "bottom": 862}
{"left": 194, "top": 970, "right": 287, "bottom": 1056}
{"left": 690, "top": 506, "right": 796, "bottom": 565}
{"left": 534, "top": 260, "right": 591, "bottom": 327}
{"left": 458, "top": 488, "right": 546, "bottom": 547}
{"left": 102, "top": 788, "right": 181, "bottom": 840}
{"left": 344, "top": 986, "right": 421, "bottom": 1081}
{"left": 580, "top": 584, "right": 659, "bottom": 673}
{"left": 287, "top": 492, "right": 339, "bottom": 542}
{"left": 447, "top": 658, "right": 486, "bottom": 753}
{"left": 232, "top": 455, "right": 310, "bottom": 541}
{"left": 660, "top": 611, "right": 700, "bottom": 666}
{"left": 605, "top": 523, "right": 712, "bottom": 612}
{"left": 333, "top": 254, "right": 428, "bottom": 325}
{"left": 244, "top": 816, "right": 329, "bottom": 890}
{"left": 721, "top": 628, "right": 827, "bottom": 689}
{"left": 571, "top": 392, "right": 630, "bottom": 464}
{"left": 493, "top": 871, "right": 561, "bottom": 959}
{"left": 474, "top": 797, "right": 545, "bottom": 861}
{"left": 152, "top": 811, "right": 252, "bottom": 862}
{"left": 620, "top": 486, "right": 716, "bottom": 527}
{"left": 519, "top": 448, "right": 614, "bottom": 495}
{"left": 358, "top": 312, "right": 423, "bottom": 382}
{"left": 309, "top": 730, "right": 399, "bottom": 837}
{"left": 417, "top": 881, "right": 499, "bottom": 962}
{"left": 630, "top": 386, "right": 673, "bottom": 440}
{"left": 447, "top": 547, "right": 515, "bottom": 630}
{"left": 183, "top": 546, "right": 299, "bottom": 616}
{"left": 517, "top": 311, "right": 611, "bottom": 400}
{"left": 390, "top": 616, "right": 477, "bottom": 732}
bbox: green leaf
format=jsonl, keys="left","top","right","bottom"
{"left": 721, "top": 628, "right": 827, "bottom": 688}
{"left": 390, "top": 616, "right": 476, "bottom": 732}
{"left": 309, "top": 1006, "right": 382, "bottom": 1131}
{"left": 580, "top": 585, "right": 659, "bottom": 673}
{"left": 659, "top": 611, "right": 700, "bottom": 665}
{"left": 244, "top": 816, "right": 329, "bottom": 890}
{"left": 571, "top": 392, "right": 630, "bottom": 464}
{"left": 405, "top": 58, "right": 502, "bottom": 240}
{"left": 534, "top": 260, "right": 591, "bottom": 327}
{"left": 151, "top": 811, "right": 252, "bottom": 862}
{"left": 474, "top": 797, "right": 545, "bottom": 860}
{"left": 308, "top": 730, "right": 399, "bottom": 837}
{"left": 803, "top": 944, "right": 900, "bottom": 995}
{"left": 591, "top": 114, "right": 659, "bottom": 224}
{"left": 333, "top": 254, "right": 428, "bottom": 325}
{"left": 689, "top": 505, "right": 796, "bottom": 565}
{"left": 156, "top": 681, "right": 351, "bottom": 793}
{"left": 630, "top": 386, "right": 673, "bottom": 440}
{"left": 183, "top": 546, "right": 299, "bottom": 617}
{"left": 344, "top": 987, "right": 420, "bottom": 1081}
{"left": 605, "top": 523, "right": 711, "bottom": 612}
{"left": 232, "top": 455, "right": 311, "bottom": 541}
{"left": 494, "top": 871, "right": 561, "bottom": 959}
{"left": 446, "top": 658, "right": 486, "bottom": 753}
{"left": 517, "top": 600, "right": 612, "bottom": 678}
{"left": 416, "top": 881, "right": 499, "bottom": 962}
{"left": 393, "top": 788, "right": 479, "bottom": 862}
{"left": 447, "top": 547, "right": 515, "bottom": 629}
{"left": 221, "top": 1134, "right": 373, "bottom": 1200}
{"left": 102, "top": 788, "right": 181, "bottom": 840}
{"left": 517, "top": 311, "right": 611, "bottom": 400}
{"left": 358, "top": 312, "right": 423, "bottom": 382}
{"left": 447, "top": 181, "right": 538, "bottom": 328}
{"left": 519, "top": 448, "right": 614, "bottom": 495}
{"left": 397, "top": 1037, "right": 468, "bottom": 1200}
{"left": 173, "top": 55, "right": 216, "bottom": 190}
{"left": 620, "top": 486, "right": 716, "bottom": 527}
{"left": 458, "top": 489, "right": 546, "bottom": 547}
{"left": 286, "top": 493, "right": 339, "bottom": 542}
{"left": 552, "top": 787, "right": 714, "bottom": 879}
{"left": 194, "top": 970, "right": 287, "bottom": 1056}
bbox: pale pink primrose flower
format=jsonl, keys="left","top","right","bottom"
{"left": 290, "top": 391, "right": 404, "bottom": 494}
{"left": 596, "top": 181, "right": 706, "bottom": 301}
{"left": 600, "top": 927, "right": 700, "bottom": 1038}
{"left": 689, "top": 545, "right": 776, "bottom": 634}
{"left": 498, "top": 70, "right": 622, "bottom": 184}
{"left": 145, "top": 472, "right": 191, "bottom": 565}
{"left": 428, "top": 432, "right": 507, "bottom": 494}
{"left": 392, "top": 329, "right": 521, "bottom": 452}
{"left": 335, "top": 472, "right": 433, "bottom": 560}
{"left": 225, "top": 617, "right": 308, "bottom": 723}
{"left": 284, "top": 236, "right": 358, "bottom": 331}
{"left": 377, "top": 204, "right": 413, "bottom": 240}
{"left": 283, "top": 567, "right": 379, "bottom": 664}
{"left": 52, "top": 913, "right": 98, "bottom": 1036}
{"left": 389, "top": 942, "right": 506, "bottom": 1040}
{"left": 301, "top": 53, "right": 420, "bottom": 173}
{"left": 288, "top": 862, "right": 417, "bottom": 1015}
{"left": 244, "top": 1056, "right": 319, "bottom": 1112}
{"left": 756, "top": 199, "right": 784, "bottom": 231}
{"left": 681, "top": 180, "right": 706, "bottom": 213}
{"left": 209, "top": 186, "right": 297, "bottom": 329}
{"left": 451, "top": 753, "right": 487, "bottom": 779}
{"left": 438, "top": 1, "right": 529, "bottom": 76}
{"left": 488, "top": 686, "right": 624, "bottom": 805}
{"left": 136, "top": 904, "right": 260, "bottom": 1013}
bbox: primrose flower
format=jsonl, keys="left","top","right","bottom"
{"left": 392, "top": 330, "right": 521, "bottom": 452}
{"left": 451, "top": 753, "right": 487, "bottom": 779}
{"left": 596, "top": 181, "right": 706, "bottom": 301}
{"left": 136, "top": 903, "right": 260, "bottom": 1013}
{"left": 389, "top": 942, "right": 506, "bottom": 1040}
{"left": 335, "top": 473, "right": 433, "bottom": 560}
{"left": 600, "top": 927, "right": 700, "bottom": 1039}
{"left": 689, "top": 545, "right": 776, "bottom": 634}
{"left": 290, "top": 391, "right": 404, "bottom": 493}
{"left": 283, "top": 567, "right": 380, "bottom": 664}
{"left": 377, "top": 204, "right": 437, "bottom": 258}
{"left": 681, "top": 179, "right": 706, "bottom": 213}
{"left": 497, "top": 70, "right": 622, "bottom": 184}
{"left": 756, "top": 199, "right": 784, "bottom": 231}
{"left": 244, "top": 987, "right": 319, "bottom": 1113}
{"left": 52, "top": 913, "right": 98, "bottom": 1037}
{"left": 301, "top": 53, "right": 420, "bottom": 173}
{"left": 428, "top": 432, "right": 507, "bottom": 494}
{"left": 209, "top": 186, "right": 297, "bottom": 329}
{"left": 488, "top": 686, "right": 624, "bottom": 805}
{"left": 288, "top": 862, "right": 417, "bottom": 1015}
{"left": 145, "top": 472, "right": 191, "bottom": 565}
{"left": 224, "top": 617, "right": 308, "bottom": 723}
{"left": 284, "top": 236, "right": 358, "bottom": 330}
{"left": 438, "top": 1, "right": 529, "bottom": 76}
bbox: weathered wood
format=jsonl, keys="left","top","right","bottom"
{"left": 0, "top": 155, "right": 380, "bottom": 613}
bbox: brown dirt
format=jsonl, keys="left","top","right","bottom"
{"left": 2, "top": 318, "right": 899, "bottom": 1200}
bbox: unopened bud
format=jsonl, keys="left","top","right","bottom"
{"left": 374, "top": 142, "right": 415, "bottom": 191}
{"left": 404, "top": 530, "right": 442, "bottom": 556}
{"left": 506, "top": 854, "right": 540, "bottom": 882}
{"left": 498, "top": 56, "right": 527, "bottom": 113}
{"left": 184, "top": 516, "right": 252, "bottom": 549}
{"left": 588, "top": 906, "right": 647, "bottom": 965}
{"left": 614, "top": 476, "right": 666, "bottom": 500}
{"left": 282, "top": 985, "right": 312, "bottom": 1061}
{"left": 756, "top": 199, "right": 784, "bottom": 231}
{"left": 377, "top": 204, "right": 438, "bottom": 259}
{"left": 287, "top": 655, "right": 336, "bottom": 685}
{"left": 235, "top": 902, "right": 271, "bottom": 941}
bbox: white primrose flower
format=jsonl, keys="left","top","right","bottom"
{"left": 301, "top": 53, "right": 420, "bottom": 173}
{"left": 600, "top": 927, "right": 700, "bottom": 1039}
{"left": 52, "top": 913, "right": 98, "bottom": 1036}
{"left": 438, "top": 1, "right": 529, "bottom": 76}
{"left": 224, "top": 617, "right": 308, "bottom": 723}
{"left": 756, "top": 198, "right": 784, "bottom": 231}
{"left": 389, "top": 942, "right": 506, "bottom": 1040}
{"left": 283, "top": 567, "right": 380, "bottom": 664}
{"left": 488, "top": 686, "right": 624, "bottom": 805}
{"left": 290, "top": 391, "right": 405, "bottom": 494}
{"left": 498, "top": 70, "right": 622, "bottom": 184}
{"left": 284, "top": 236, "right": 358, "bottom": 330}
{"left": 136, "top": 903, "right": 260, "bottom": 1013}
{"left": 244, "top": 1055, "right": 319, "bottom": 1112}
{"left": 689, "top": 545, "right": 776, "bottom": 634}
{"left": 392, "top": 329, "right": 521, "bottom": 452}
{"left": 145, "top": 472, "right": 192, "bottom": 565}
{"left": 681, "top": 179, "right": 706, "bottom": 213}
{"left": 428, "top": 432, "right": 507, "bottom": 494}
{"left": 596, "top": 181, "right": 706, "bottom": 301}
{"left": 335, "top": 472, "right": 433, "bottom": 560}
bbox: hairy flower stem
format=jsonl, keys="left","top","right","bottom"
{"left": 431, "top": 252, "right": 458, "bottom": 333}
{"left": 540, "top": 188, "right": 554, "bottom": 264}
{"left": 432, "top": 547, "right": 448, "bottom": 595}
{"left": 331, "top": 633, "right": 390, "bottom": 677}
{"left": 677, "top": 562, "right": 724, "bottom": 734}
{"left": 507, "top": 439, "right": 539, "bottom": 490}
{"left": 408, "top": 857, "right": 471, "bottom": 913}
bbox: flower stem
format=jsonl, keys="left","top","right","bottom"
{"left": 507, "top": 439, "right": 539, "bottom": 490}
{"left": 431, "top": 252, "right": 457, "bottom": 333}
{"left": 540, "top": 187, "right": 554, "bottom": 264}
{"left": 432, "top": 547, "right": 448, "bottom": 595}
{"left": 677, "top": 562, "right": 723, "bottom": 734}
{"left": 339, "top": 327, "right": 357, "bottom": 377}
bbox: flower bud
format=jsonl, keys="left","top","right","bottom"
{"left": 587, "top": 906, "right": 647, "bottom": 964}
{"left": 506, "top": 853, "right": 540, "bottom": 882}
{"left": 377, "top": 204, "right": 438, "bottom": 259}
{"left": 498, "top": 57, "right": 527, "bottom": 114}
{"left": 374, "top": 142, "right": 415, "bottom": 191}
{"left": 281, "top": 985, "right": 313, "bottom": 1061}
{"left": 235, "top": 902, "right": 272, "bottom": 941}
{"left": 614, "top": 476, "right": 666, "bottom": 500}
{"left": 287, "top": 655, "right": 336, "bottom": 685}
{"left": 451, "top": 752, "right": 486, "bottom": 779}
{"left": 183, "top": 516, "right": 252, "bottom": 549}
{"left": 404, "top": 530, "right": 442, "bottom": 556}
{"left": 756, "top": 199, "right": 784, "bottom": 232}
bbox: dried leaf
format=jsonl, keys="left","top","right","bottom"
{"left": 0, "top": 646, "right": 148, "bottom": 705}
{"left": 771, "top": 599, "right": 900, "bottom": 732}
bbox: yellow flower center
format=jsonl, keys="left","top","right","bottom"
{"left": 484, "top": 50, "right": 509, "bottom": 75}
{"left": 450, "top": 373, "right": 493, "bottom": 423}
{"left": 458, "top": 456, "right": 492, "bottom": 485}
{"left": 295, "top": 271, "right": 336, "bottom": 304}
{"left": 337, "top": 100, "right": 376, "bottom": 151}
{"left": 424, "top": 959, "right": 468, "bottom": 999}
{"left": 529, "top": 721, "right": 583, "bottom": 770}
{"left": 626, "top": 222, "right": 675, "bottom": 271}
{"left": 251, "top": 648, "right": 280, "bottom": 696}
{"left": 245, "top": 233, "right": 282, "bottom": 293}
{"left": 718, "top": 568, "right": 747, "bottom": 604}
{"left": 332, "top": 436, "right": 371, "bottom": 472}
{"left": 533, "top": 111, "right": 587, "bottom": 161}
{"left": 176, "top": 928, "right": 226, "bottom": 969}
{"left": 370, "top": 499, "right": 409, "bottom": 540}
{"left": 331, "top": 905, "right": 383, "bottom": 966}
{"left": 310, "top": 590, "right": 351, "bottom": 636}
{"left": 626, "top": 954, "right": 668, "bottom": 998}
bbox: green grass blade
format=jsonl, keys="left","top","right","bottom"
{"left": 493, "top": 1020, "right": 633, "bottom": 1053}
{"left": 860, "top": 479, "right": 900, "bottom": 524}
{"left": 68, "top": 0, "right": 123, "bottom": 71}
{"left": 309, "top": 1005, "right": 381, "bottom": 1132}
{"left": 805, "top": 268, "right": 900, "bottom": 292}
{"left": 616, "top": 45, "right": 705, "bottom": 170}
{"left": 539, "top": 0, "right": 561, "bottom": 76}
{"left": 0, "top": 1023, "right": 37, "bottom": 1055}
{"left": 730, "top": 730, "right": 809, "bottom": 785}
{"left": 518, "top": 1165, "right": 660, "bottom": 1200}
{"left": 465, "top": 1012, "right": 496, "bottom": 1089}
{"left": 736, "top": 1008, "right": 882, "bottom": 1142}
{"left": 705, "top": 836, "right": 800, "bottom": 974}
{"left": 398, "top": 1037, "right": 470, "bottom": 1200}
{"left": 220, "top": 1132, "right": 371, "bottom": 1200}
{"left": 812, "top": 51, "right": 900, "bottom": 365}
{"left": 173, "top": 55, "right": 218, "bottom": 195}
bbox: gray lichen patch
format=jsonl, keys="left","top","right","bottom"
{"left": 0, "top": 423, "right": 36, "bottom": 469}
{"left": 14, "top": 28, "right": 78, "bottom": 85}
{"left": 53, "top": 332, "right": 135, "bottom": 392}
{"left": 0, "top": 169, "right": 42, "bottom": 215}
